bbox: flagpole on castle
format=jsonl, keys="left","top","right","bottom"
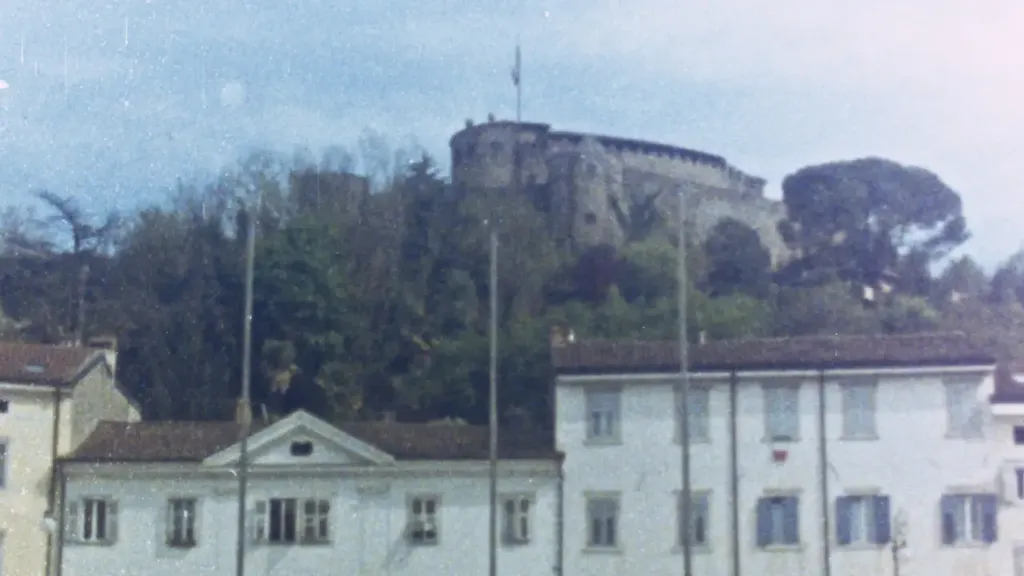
{"left": 513, "top": 39, "right": 521, "bottom": 122}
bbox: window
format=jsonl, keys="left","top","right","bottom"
{"left": 502, "top": 495, "right": 531, "bottom": 544}
{"left": 586, "top": 495, "right": 619, "bottom": 549}
{"left": 836, "top": 495, "right": 889, "bottom": 545}
{"left": 756, "top": 496, "right": 799, "bottom": 547}
{"left": 940, "top": 494, "right": 997, "bottom": 545}
{"left": 841, "top": 382, "right": 877, "bottom": 438}
{"left": 764, "top": 386, "right": 799, "bottom": 442}
{"left": 407, "top": 496, "right": 439, "bottom": 545}
{"left": 585, "top": 389, "right": 621, "bottom": 442}
{"left": 253, "top": 498, "right": 330, "bottom": 545}
{"left": 945, "top": 381, "right": 984, "bottom": 439}
{"left": 166, "top": 498, "right": 197, "bottom": 548}
{"left": 676, "top": 387, "right": 709, "bottom": 443}
{"left": 678, "top": 492, "right": 710, "bottom": 547}
{"left": 1014, "top": 426, "right": 1024, "bottom": 445}
{"left": 0, "top": 442, "right": 6, "bottom": 489}
{"left": 1017, "top": 468, "right": 1024, "bottom": 501}
{"left": 67, "top": 498, "right": 118, "bottom": 544}
{"left": 0, "top": 399, "right": 8, "bottom": 413}
{"left": 289, "top": 441, "right": 314, "bottom": 456}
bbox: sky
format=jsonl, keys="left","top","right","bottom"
{"left": 1, "top": 0, "right": 1023, "bottom": 268}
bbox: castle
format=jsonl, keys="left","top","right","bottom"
{"left": 449, "top": 117, "right": 789, "bottom": 264}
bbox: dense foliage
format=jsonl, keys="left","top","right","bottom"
{"left": 0, "top": 146, "right": 1019, "bottom": 428}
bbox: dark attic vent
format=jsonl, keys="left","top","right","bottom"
{"left": 289, "top": 441, "right": 314, "bottom": 457}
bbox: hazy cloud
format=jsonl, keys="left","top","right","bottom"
{"left": 1, "top": 0, "right": 1022, "bottom": 266}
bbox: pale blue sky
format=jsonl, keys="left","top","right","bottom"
{"left": 1, "top": 0, "right": 1022, "bottom": 268}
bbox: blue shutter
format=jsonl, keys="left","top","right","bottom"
{"left": 873, "top": 496, "right": 891, "bottom": 544}
{"left": 835, "top": 497, "right": 852, "bottom": 546}
{"left": 782, "top": 497, "right": 799, "bottom": 544}
{"left": 756, "top": 499, "right": 772, "bottom": 547}
{"left": 980, "top": 495, "right": 998, "bottom": 543}
{"left": 940, "top": 496, "right": 957, "bottom": 545}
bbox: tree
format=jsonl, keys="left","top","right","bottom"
{"left": 702, "top": 218, "right": 773, "bottom": 298}
{"left": 989, "top": 251, "right": 1024, "bottom": 306}
{"left": 109, "top": 196, "right": 240, "bottom": 420}
{"left": 932, "top": 255, "right": 988, "bottom": 306}
{"left": 0, "top": 192, "right": 122, "bottom": 343}
{"left": 772, "top": 282, "right": 880, "bottom": 336}
{"left": 777, "top": 158, "right": 968, "bottom": 289}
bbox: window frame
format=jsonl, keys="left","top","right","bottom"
{"left": 252, "top": 497, "right": 331, "bottom": 546}
{"left": 763, "top": 385, "right": 800, "bottom": 443}
{"left": 676, "top": 490, "right": 711, "bottom": 549}
{"left": 675, "top": 386, "right": 710, "bottom": 444}
{"left": 166, "top": 497, "right": 198, "bottom": 548}
{"left": 940, "top": 493, "right": 997, "bottom": 546}
{"left": 1016, "top": 468, "right": 1024, "bottom": 501}
{"left": 840, "top": 380, "right": 878, "bottom": 439}
{"left": 501, "top": 494, "right": 533, "bottom": 545}
{"left": 755, "top": 494, "right": 800, "bottom": 547}
{"left": 0, "top": 438, "right": 8, "bottom": 489}
{"left": 406, "top": 494, "right": 441, "bottom": 546}
{"left": 944, "top": 379, "right": 984, "bottom": 440}
{"left": 584, "top": 387, "right": 622, "bottom": 444}
{"left": 835, "top": 494, "right": 890, "bottom": 546}
{"left": 585, "top": 492, "right": 621, "bottom": 550}
{"left": 67, "top": 497, "right": 118, "bottom": 545}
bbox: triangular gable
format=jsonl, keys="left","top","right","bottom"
{"left": 203, "top": 410, "right": 396, "bottom": 467}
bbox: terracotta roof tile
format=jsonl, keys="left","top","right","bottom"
{"left": 0, "top": 341, "right": 105, "bottom": 386}
{"left": 552, "top": 332, "right": 994, "bottom": 374}
{"left": 63, "top": 420, "right": 558, "bottom": 463}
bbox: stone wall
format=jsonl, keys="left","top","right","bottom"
{"left": 449, "top": 119, "right": 790, "bottom": 265}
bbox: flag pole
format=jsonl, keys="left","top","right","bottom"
{"left": 513, "top": 39, "right": 521, "bottom": 122}
{"left": 678, "top": 190, "right": 693, "bottom": 576}
{"left": 487, "top": 226, "right": 499, "bottom": 576}
{"left": 234, "top": 195, "right": 257, "bottom": 576}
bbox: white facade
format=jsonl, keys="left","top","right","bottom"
{"left": 58, "top": 411, "right": 561, "bottom": 576}
{"left": 556, "top": 364, "right": 1014, "bottom": 576}
{"left": 0, "top": 343, "right": 138, "bottom": 576}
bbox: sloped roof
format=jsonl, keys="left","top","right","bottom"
{"left": 0, "top": 341, "right": 107, "bottom": 386}
{"left": 62, "top": 419, "right": 559, "bottom": 463}
{"left": 552, "top": 332, "right": 994, "bottom": 374}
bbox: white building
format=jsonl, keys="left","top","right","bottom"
{"left": 56, "top": 410, "right": 561, "bottom": 576}
{"left": 55, "top": 330, "right": 1024, "bottom": 576}
{"left": 551, "top": 331, "right": 1016, "bottom": 576}
{"left": 0, "top": 340, "right": 139, "bottom": 576}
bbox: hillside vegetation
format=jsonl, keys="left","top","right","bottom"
{"left": 1, "top": 143, "right": 1020, "bottom": 428}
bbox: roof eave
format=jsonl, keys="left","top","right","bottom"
{"left": 554, "top": 357, "right": 998, "bottom": 376}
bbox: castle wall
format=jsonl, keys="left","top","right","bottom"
{"left": 449, "top": 120, "right": 791, "bottom": 265}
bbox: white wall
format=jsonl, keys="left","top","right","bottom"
{"left": 556, "top": 369, "right": 1007, "bottom": 576}
{"left": 60, "top": 467, "right": 559, "bottom": 576}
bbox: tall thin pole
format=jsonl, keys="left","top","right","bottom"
{"left": 235, "top": 201, "right": 256, "bottom": 576}
{"left": 511, "top": 40, "right": 522, "bottom": 123}
{"left": 678, "top": 189, "right": 693, "bottom": 576}
{"left": 487, "top": 229, "right": 499, "bottom": 576}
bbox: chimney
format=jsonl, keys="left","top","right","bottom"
{"left": 381, "top": 411, "right": 396, "bottom": 423}
{"left": 487, "top": 113, "right": 496, "bottom": 123}
{"left": 698, "top": 331, "right": 707, "bottom": 344}
{"left": 87, "top": 335, "right": 118, "bottom": 381}
{"left": 465, "top": 118, "right": 473, "bottom": 128}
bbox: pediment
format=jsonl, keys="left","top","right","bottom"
{"left": 204, "top": 410, "right": 395, "bottom": 467}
